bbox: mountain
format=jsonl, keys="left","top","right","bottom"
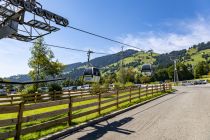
{"left": 6, "top": 49, "right": 138, "bottom": 82}
{"left": 5, "top": 74, "right": 31, "bottom": 82}
{"left": 63, "top": 49, "right": 139, "bottom": 79}
{"left": 63, "top": 49, "right": 138, "bottom": 71}
{"left": 155, "top": 42, "right": 210, "bottom": 67}
{"left": 5, "top": 41, "right": 210, "bottom": 82}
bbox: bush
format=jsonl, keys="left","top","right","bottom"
{"left": 21, "top": 85, "right": 37, "bottom": 94}
{"left": 48, "top": 83, "right": 62, "bottom": 92}
{"left": 114, "top": 82, "right": 124, "bottom": 89}
{"left": 125, "top": 82, "right": 134, "bottom": 87}
{"left": 91, "top": 83, "right": 101, "bottom": 94}
{"left": 101, "top": 83, "right": 109, "bottom": 93}
{"left": 48, "top": 83, "right": 62, "bottom": 101}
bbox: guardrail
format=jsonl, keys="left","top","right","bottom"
{"left": 0, "top": 84, "right": 172, "bottom": 140}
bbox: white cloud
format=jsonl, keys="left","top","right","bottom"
{"left": 118, "top": 16, "right": 210, "bottom": 53}
{"left": 108, "top": 46, "right": 122, "bottom": 54}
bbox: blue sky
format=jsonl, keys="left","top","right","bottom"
{"left": 1, "top": 0, "right": 210, "bottom": 77}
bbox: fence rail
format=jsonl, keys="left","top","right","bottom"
{"left": 0, "top": 84, "right": 172, "bottom": 140}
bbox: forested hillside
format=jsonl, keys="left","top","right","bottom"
{"left": 5, "top": 41, "right": 210, "bottom": 82}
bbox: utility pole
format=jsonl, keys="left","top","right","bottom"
{"left": 121, "top": 46, "right": 125, "bottom": 84}
{"left": 121, "top": 46, "right": 124, "bottom": 68}
{"left": 174, "top": 59, "right": 179, "bottom": 84}
{"left": 87, "top": 49, "right": 94, "bottom": 67}
{"left": 170, "top": 57, "right": 179, "bottom": 85}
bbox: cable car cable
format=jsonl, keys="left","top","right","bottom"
{"left": 67, "top": 25, "right": 144, "bottom": 51}
{"left": 29, "top": 42, "right": 109, "bottom": 55}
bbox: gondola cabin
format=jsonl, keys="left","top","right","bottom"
{"left": 83, "top": 67, "right": 101, "bottom": 83}
{"left": 141, "top": 64, "right": 153, "bottom": 76}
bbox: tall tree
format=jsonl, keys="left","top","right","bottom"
{"left": 28, "top": 37, "right": 64, "bottom": 81}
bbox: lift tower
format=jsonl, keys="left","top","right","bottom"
{"left": 0, "top": 0, "right": 69, "bottom": 42}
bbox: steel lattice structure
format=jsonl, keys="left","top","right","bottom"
{"left": 0, "top": 0, "right": 69, "bottom": 42}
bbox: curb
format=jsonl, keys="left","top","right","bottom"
{"left": 40, "top": 92, "right": 171, "bottom": 140}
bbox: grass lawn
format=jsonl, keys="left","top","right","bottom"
{"left": 0, "top": 89, "right": 172, "bottom": 140}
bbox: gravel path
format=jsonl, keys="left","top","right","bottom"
{"left": 61, "top": 85, "right": 210, "bottom": 140}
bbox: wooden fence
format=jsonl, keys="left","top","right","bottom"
{"left": 0, "top": 84, "right": 172, "bottom": 140}
{"left": 0, "top": 89, "right": 92, "bottom": 105}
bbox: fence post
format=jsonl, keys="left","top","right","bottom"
{"left": 152, "top": 85, "right": 153, "bottom": 96}
{"left": 35, "top": 93, "right": 37, "bottom": 103}
{"left": 11, "top": 96, "right": 13, "bottom": 105}
{"left": 68, "top": 96, "right": 72, "bottom": 126}
{"left": 52, "top": 90, "right": 55, "bottom": 101}
{"left": 129, "top": 87, "right": 132, "bottom": 103}
{"left": 154, "top": 85, "right": 156, "bottom": 94}
{"left": 146, "top": 85, "right": 148, "bottom": 97}
{"left": 160, "top": 84, "right": 162, "bottom": 92}
{"left": 158, "top": 84, "right": 162, "bottom": 92}
{"left": 15, "top": 102, "right": 24, "bottom": 140}
{"left": 163, "top": 84, "right": 166, "bottom": 92}
{"left": 98, "top": 92, "right": 101, "bottom": 115}
{"left": 139, "top": 87, "right": 141, "bottom": 101}
{"left": 116, "top": 89, "right": 119, "bottom": 109}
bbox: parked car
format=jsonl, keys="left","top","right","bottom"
{"left": 71, "top": 86, "right": 77, "bottom": 91}
{"left": 83, "top": 84, "right": 91, "bottom": 90}
{"left": 77, "top": 86, "right": 83, "bottom": 90}
{"left": 182, "top": 81, "right": 193, "bottom": 86}
{"left": 38, "top": 87, "right": 49, "bottom": 93}
{"left": 62, "top": 87, "right": 70, "bottom": 92}
{"left": 62, "top": 86, "right": 77, "bottom": 91}
{"left": 9, "top": 89, "right": 17, "bottom": 94}
{"left": 134, "top": 84, "right": 141, "bottom": 88}
{"left": 200, "top": 80, "right": 208, "bottom": 84}
{"left": 193, "top": 80, "right": 202, "bottom": 85}
{"left": 0, "top": 89, "right": 7, "bottom": 96}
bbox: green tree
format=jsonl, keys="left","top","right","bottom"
{"left": 167, "top": 63, "right": 194, "bottom": 81}
{"left": 135, "top": 74, "right": 141, "bottom": 84}
{"left": 177, "top": 63, "right": 194, "bottom": 80}
{"left": 45, "top": 61, "right": 64, "bottom": 78}
{"left": 74, "top": 76, "right": 83, "bottom": 86}
{"left": 153, "top": 68, "right": 169, "bottom": 82}
{"left": 140, "top": 76, "right": 151, "bottom": 84}
{"left": 117, "top": 68, "right": 127, "bottom": 84}
{"left": 194, "top": 61, "right": 209, "bottom": 78}
{"left": 28, "top": 37, "right": 63, "bottom": 81}
{"left": 102, "top": 73, "right": 117, "bottom": 84}
{"left": 126, "top": 67, "right": 136, "bottom": 83}
{"left": 202, "top": 53, "right": 209, "bottom": 62}
{"left": 62, "top": 78, "right": 74, "bottom": 87}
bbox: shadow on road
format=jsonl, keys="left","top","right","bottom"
{"left": 76, "top": 117, "right": 135, "bottom": 140}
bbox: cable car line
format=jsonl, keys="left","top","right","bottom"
{"left": 67, "top": 25, "right": 143, "bottom": 51}
{"left": 29, "top": 42, "right": 109, "bottom": 55}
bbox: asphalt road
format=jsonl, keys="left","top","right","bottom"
{"left": 61, "top": 84, "right": 210, "bottom": 140}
